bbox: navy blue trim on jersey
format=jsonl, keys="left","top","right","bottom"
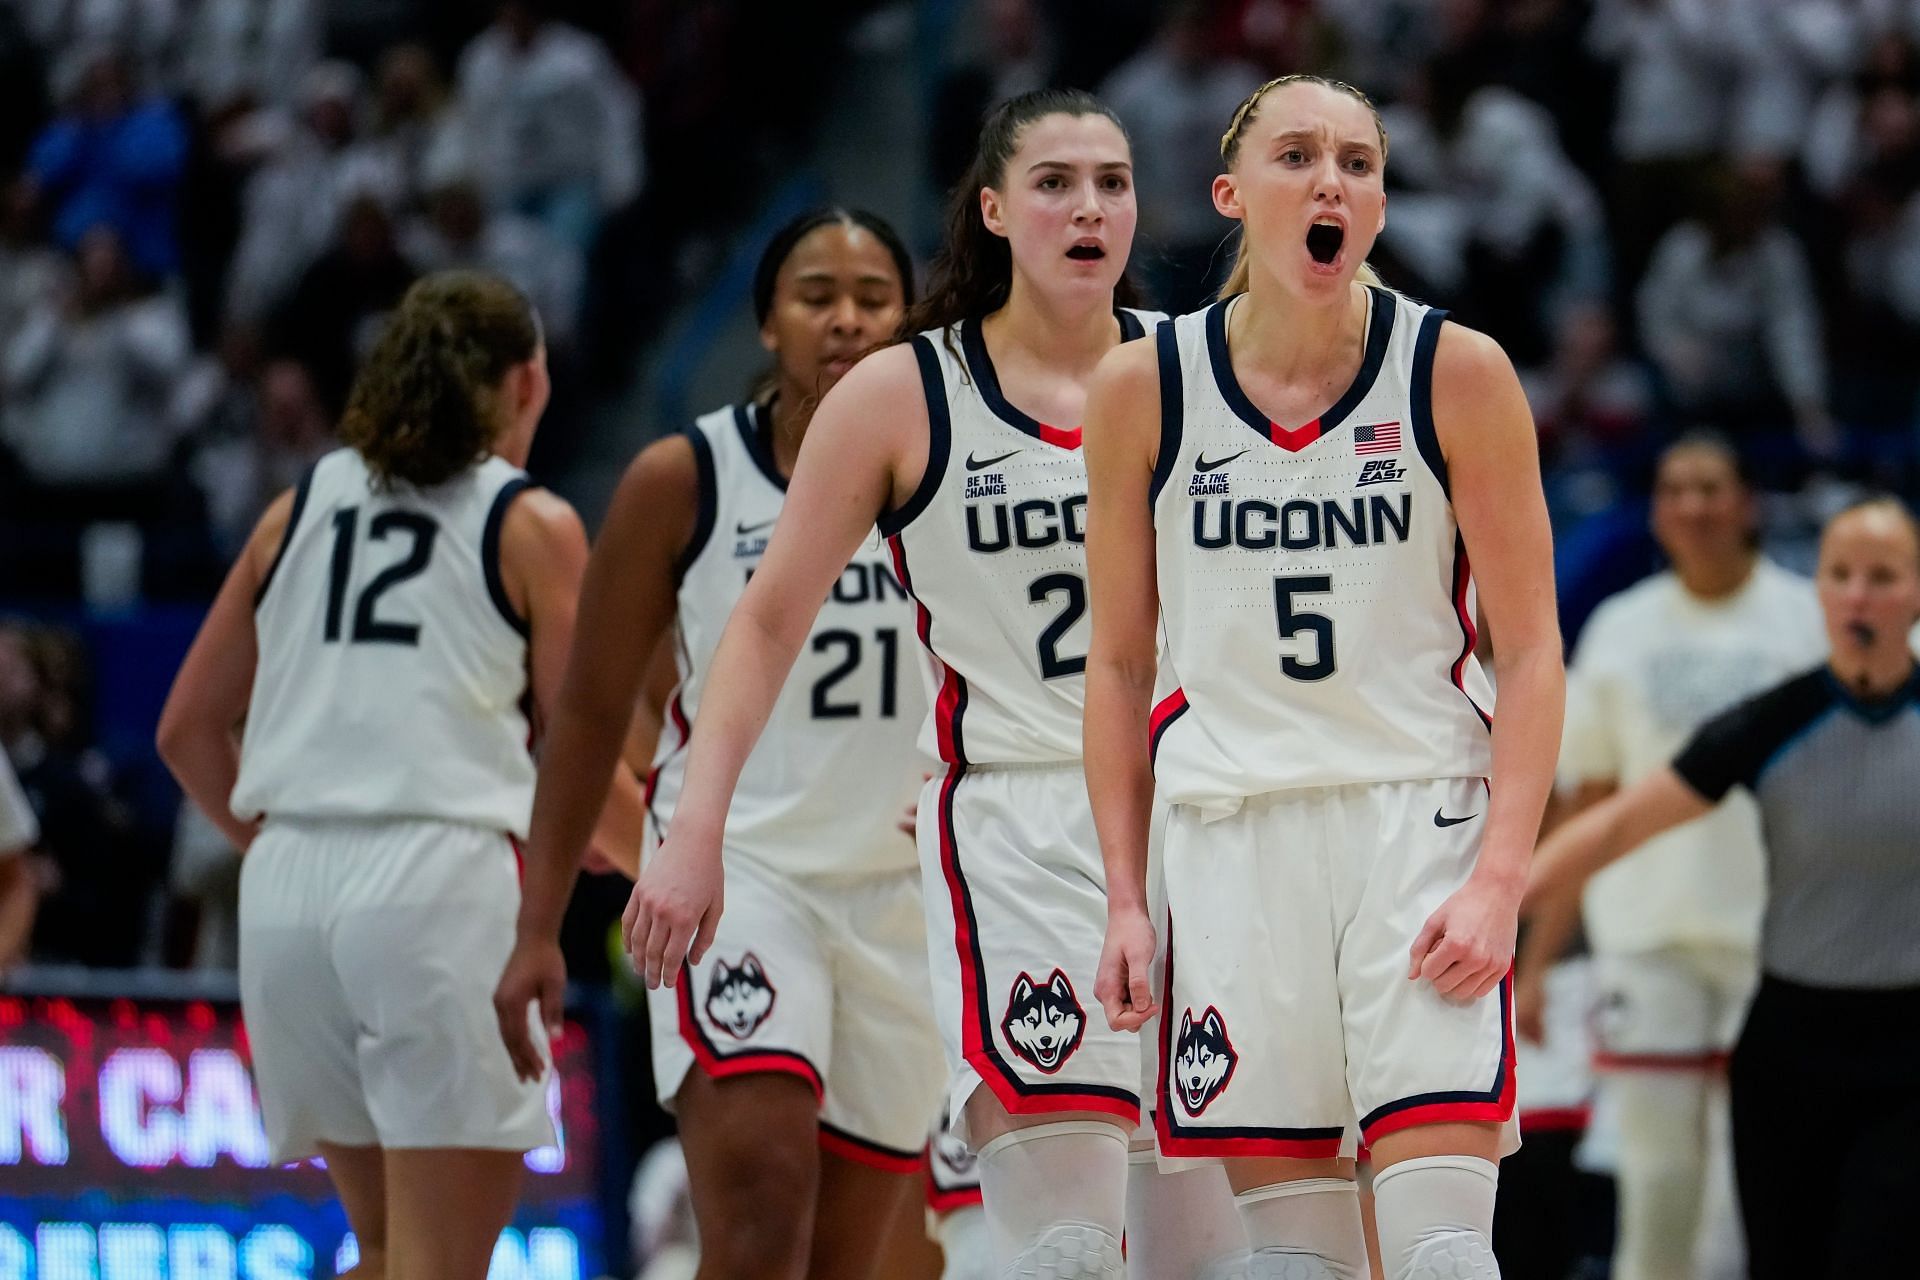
{"left": 1447, "top": 532, "right": 1493, "bottom": 730}
{"left": 961, "top": 316, "right": 1048, "bottom": 440}
{"left": 877, "top": 336, "right": 952, "bottom": 537}
{"left": 736, "top": 401, "right": 789, "bottom": 493}
{"left": 1357, "top": 973, "right": 1515, "bottom": 1139}
{"left": 1148, "top": 320, "right": 1184, "bottom": 506}
{"left": 1118, "top": 309, "right": 1146, "bottom": 342}
{"left": 817, "top": 1119, "right": 923, "bottom": 1167}
{"left": 674, "top": 425, "right": 719, "bottom": 586}
{"left": 483, "top": 476, "right": 535, "bottom": 637}
{"left": 1156, "top": 917, "right": 1345, "bottom": 1153}
{"left": 941, "top": 770, "right": 1141, "bottom": 1116}
{"left": 1205, "top": 286, "right": 1395, "bottom": 445}
{"left": 959, "top": 311, "right": 1149, "bottom": 446}
{"left": 1408, "top": 306, "right": 1451, "bottom": 497}
{"left": 253, "top": 459, "right": 317, "bottom": 608}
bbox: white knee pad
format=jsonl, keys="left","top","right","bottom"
{"left": 1234, "top": 1178, "right": 1365, "bottom": 1280}
{"left": 1371, "top": 1156, "right": 1500, "bottom": 1280}
{"left": 978, "top": 1121, "right": 1129, "bottom": 1278}
{"left": 1002, "top": 1221, "right": 1124, "bottom": 1279}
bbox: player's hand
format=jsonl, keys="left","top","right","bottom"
{"left": 1096, "top": 905, "right": 1157, "bottom": 1032}
{"left": 624, "top": 826, "right": 723, "bottom": 989}
{"left": 1514, "top": 964, "right": 1548, "bottom": 1045}
{"left": 897, "top": 773, "right": 934, "bottom": 839}
{"left": 493, "top": 936, "right": 565, "bottom": 1083}
{"left": 1408, "top": 873, "right": 1520, "bottom": 1005}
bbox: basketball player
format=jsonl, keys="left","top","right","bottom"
{"left": 618, "top": 90, "right": 1249, "bottom": 1278}
{"left": 1519, "top": 434, "right": 1823, "bottom": 1280}
{"left": 495, "top": 209, "right": 948, "bottom": 1279}
{"left": 157, "top": 272, "right": 644, "bottom": 1279}
{"left": 1083, "top": 76, "right": 1563, "bottom": 1280}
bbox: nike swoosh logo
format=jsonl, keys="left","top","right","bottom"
{"left": 967, "top": 449, "right": 1022, "bottom": 471}
{"left": 1433, "top": 809, "right": 1480, "bottom": 828}
{"left": 735, "top": 519, "right": 775, "bottom": 536}
{"left": 1194, "top": 450, "right": 1247, "bottom": 472}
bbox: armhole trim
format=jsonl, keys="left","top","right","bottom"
{"left": 674, "top": 425, "right": 719, "bottom": 585}
{"left": 1408, "top": 307, "right": 1451, "bottom": 498}
{"left": 484, "top": 476, "right": 535, "bottom": 637}
{"left": 1148, "top": 320, "right": 1183, "bottom": 507}
{"left": 253, "top": 460, "right": 317, "bottom": 608}
{"left": 877, "top": 336, "right": 950, "bottom": 537}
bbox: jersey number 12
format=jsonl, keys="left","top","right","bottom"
{"left": 324, "top": 506, "right": 437, "bottom": 645}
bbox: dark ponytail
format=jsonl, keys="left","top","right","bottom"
{"left": 902, "top": 88, "right": 1140, "bottom": 339}
{"left": 341, "top": 270, "right": 541, "bottom": 488}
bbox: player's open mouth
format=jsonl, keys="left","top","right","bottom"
{"left": 1066, "top": 242, "right": 1106, "bottom": 261}
{"left": 1306, "top": 219, "right": 1344, "bottom": 266}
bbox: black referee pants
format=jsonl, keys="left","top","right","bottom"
{"left": 1729, "top": 974, "right": 1920, "bottom": 1279}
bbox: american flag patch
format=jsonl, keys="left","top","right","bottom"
{"left": 1353, "top": 421, "right": 1401, "bottom": 455}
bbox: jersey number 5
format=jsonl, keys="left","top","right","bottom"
{"left": 1274, "top": 574, "right": 1336, "bottom": 681}
{"left": 324, "top": 507, "right": 438, "bottom": 645}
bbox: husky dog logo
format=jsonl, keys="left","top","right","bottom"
{"left": 1174, "top": 1006, "right": 1237, "bottom": 1116}
{"left": 705, "top": 953, "right": 776, "bottom": 1039}
{"left": 1001, "top": 969, "right": 1086, "bottom": 1073}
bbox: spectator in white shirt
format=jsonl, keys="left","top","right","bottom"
{"left": 402, "top": 178, "right": 581, "bottom": 350}
{"left": 1099, "top": 3, "right": 1261, "bottom": 313}
{"left": 1, "top": 224, "right": 191, "bottom": 496}
{"left": 224, "top": 61, "right": 403, "bottom": 327}
{"left": 1638, "top": 164, "right": 1835, "bottom": 462}
{"left": 453, "top": 1, "right": 642, "bottom": 253}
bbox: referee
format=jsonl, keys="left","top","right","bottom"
{"left": 1526, "top": 496, "right": 1920, "bottom": 1278}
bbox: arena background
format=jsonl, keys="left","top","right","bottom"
{"left": 0, "top": 0, "right": 1914, "bottom": 1275}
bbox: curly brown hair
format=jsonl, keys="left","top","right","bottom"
{"left": 340, "top": 271, "right": 541, "bottom": 488}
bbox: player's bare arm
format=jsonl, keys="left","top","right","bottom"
{"left": 627, "top": 342, "right": 930, "bottom": 988}
{"left": 495, "top": 437, "right": 692, "bottom": 1080}
{"left": 155, "top": 488, "right": 292, "bottom": 855}
{"left": 1407, "top": 322, "right": 1563, "bottom": 1003}
{"left": 1082, "top": 337, "right": 1163, "bottom": 1032}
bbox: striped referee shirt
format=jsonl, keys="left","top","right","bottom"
{"left": 1672, "top": 666, "right": 1920, "bottom": 989}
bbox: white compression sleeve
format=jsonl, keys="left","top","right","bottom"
{"left": 978, "top": 1121, "right": 1128, "bottom": 1278}
{"left": 1234, "top": 1177, "right": 1367, "bottom": 1280}
{"left": 1126, "top": 1144, "right": 1249, "bottom": 1278}
{"left": 1371, "top": 1156, "right": 1500, "bottom": 1280}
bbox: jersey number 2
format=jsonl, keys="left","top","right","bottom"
{"left": 1029, "top": 573, "right": 1087, "bottom": 679}
{"left": 1274, "top": 574, "right": 1336, "bottom": 681}
{"left": 325, "top": 507, "right": 437, "bottom": 645}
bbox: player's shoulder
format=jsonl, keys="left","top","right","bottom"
{"left": 1430, "top": 318, "right": 1518, "bottom": 393}
{"left": 499, "top": 478, "right": 585, "bottom": 557}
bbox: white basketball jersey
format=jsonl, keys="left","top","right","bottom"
{"left": 647, "top": 402, "right": 928, "bottom": 877}
{"left": 1149, "top": 289, "right": 1495, "bottom": 808}
{"left": 232, "top": 448, "right": 536, "bottom": 835}
{"left": 880, "top": 309, "right": 1162, "bottom": 767}
{"left": 1560, "top": 560, "right": 1824, "bottom": 953}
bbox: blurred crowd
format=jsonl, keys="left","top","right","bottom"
{"left": 2, "top": 0, "right": 1917, "bottom": 971}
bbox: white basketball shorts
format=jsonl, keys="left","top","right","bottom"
{"left": 1590, "top": 942, "right": 1755, "bottom": 1069}
{"left": 1156, "top": 777, "right": 1519, "bottom": 1159}
{"left": 647, "top": 850, "right": 944, "bottom": 1171}
{"left": 238, "top": 817, "right": 554, "bottom": 1163}
{"left": 920, "top": 763, "right": 1142, "bottom": 1145}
